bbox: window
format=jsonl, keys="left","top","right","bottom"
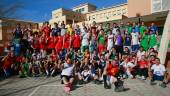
{"left": 108, "top": 12, "right": 111, "bottom": 17}
{"left": 89, "top": 16, "right": 91, "bottom": 20}
{"left": 92, "top": 15, "right": 95, "bottom": 20}
{"left": 122, "top": 9, "right": 127, "bottom": 15}
{"left": 79, "top": 9, "right": 81, "bottom": 13}
{"left": 112, "top": 10, "right": 116, "bottom": 16}
{"left": 82, "top": 8, "right": 85, "bottom": 12}
{"left": 117, "top": 9, "right": 121, "bottom": 15}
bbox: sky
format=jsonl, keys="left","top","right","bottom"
{"left": 1, "top": 0, "right": 127, "bottom": 22}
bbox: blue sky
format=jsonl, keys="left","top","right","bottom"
{"left": 2, "top": 0, "right": 127, "bottom": 22}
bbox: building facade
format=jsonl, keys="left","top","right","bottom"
{"left": 49, "top": 0, "right": 170, "bottom": 25}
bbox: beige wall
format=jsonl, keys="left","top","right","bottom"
{"left": 73, "top": 3, "right": 96, "bottom": 13}
{"left": 50, "top": 8, "right": 86, "bottom": 25}
{"left": 86, "top": 4, "right": 128, "bottom": 23}
{"left": 128, "top": 0, "right": 151, "bottom": 17}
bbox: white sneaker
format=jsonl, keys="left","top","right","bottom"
{"left": 136, "top": 75, "right": 141, "bottom": 79}
{"left": 129, "top": 75, "right": 133, "bottom": 79}
{"left": 141, "top": 76, "right": 146, "bottom": 80}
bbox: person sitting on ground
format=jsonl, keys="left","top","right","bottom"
{"left": 120, "top": 57, "right": 136, "bottom": 79}
{"left": 149, "top": 58, "right": 167, "bottom": 88}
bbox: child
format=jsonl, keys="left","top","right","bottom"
{"left": 98, "top": 29, "right": 106, "bottom": 54}
{"left": 137, "top": 55, "right": 149, "bottom": 80}
{"left": 150, "top": 58, "right": 167, "bottom": 88}
{"left": 72, "top": 32, "right": 81, "bottom": 51}
{"left": 103, "top": 60, "right": 125, "bottom": 92}
{"left": 120, "top": 57, "right": 136, "bottom": 79}
{"left": 107, "top": 30, "right": 114, "bottom": 51}
{"left": 61, "top": 58, "right": 75, "bottom": 94}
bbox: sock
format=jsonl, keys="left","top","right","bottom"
{"left": 51, "top": 70, "right": 55, "bottom": 75}
{"left": 46, "top": 70, "right": 49, "bottom": 75}
{"left": 103, "top": 75, "right": 107, "bottom": 86}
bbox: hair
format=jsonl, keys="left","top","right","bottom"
{"left": 155, "top": 58, "right": 160, "bottom": 62}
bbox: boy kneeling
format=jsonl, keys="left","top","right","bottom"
{"left": 103, "top": 60, "right": 125, "bottom": 92}
{"left": 61, "top": 57, "right": 75, "bottom": 93}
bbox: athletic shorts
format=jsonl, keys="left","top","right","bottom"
{"left": 60, "top": 75, "right": 73, "bottom": 84}
{"left": 115, "top": 45, "right": 123, "bottom": 53}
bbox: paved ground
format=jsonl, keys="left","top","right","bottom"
{"left": 0, "top": 76, "right": 170, "bottom": 96}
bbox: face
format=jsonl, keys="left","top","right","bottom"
{"left": 155, "top": 59, "right": 160, "bottom": 65}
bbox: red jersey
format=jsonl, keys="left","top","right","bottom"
{"left": 42, "top": 26, "right": 51, "bottom": 37}
{"left": 50, "top": 53, "right": 57, "bottom": 62}
{"left": 39, "top": 36, "right": 46, "bottom": 50}
{"left": 64, "top": 33, "right": 71, "bottom": 49}
{"left": 47, "top": 37, "right": 55, "bottom": 49}
{"left": 3, "top": 56, "right": 15, "bottom": 70}
{"left": 138, "top": 60, "right": 148, "bottom": 68}
{"left": 73, "top": 34, "right": 81, "bottom": 48}
{"left": 55, "top": 36, "right": 63, "bottom": 52}
{"left": 33, "top": 37, "right": 40, "bottom": 49}
{"left": 107, "top": 64, "right": 119, "bottom": 76}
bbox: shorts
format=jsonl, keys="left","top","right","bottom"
{"left": 61, "top": 75, "right": 73, "bottom": 84}
{"left": 131, "top": 44, "right": 139, "bottom": 52}
{"left": 153, "top": 74, "right": 164, "bottom": 81}
{"left": 82, "top": 46, "right": 89, "bottom": 52}
{"left": 115, "top": 45, "right": 123, "bottom": 53}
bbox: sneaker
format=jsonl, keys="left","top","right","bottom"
{"left": 64, "top": 85, "right": 70, "bottom": 94}
{"left": 150, "top": 81, "right": 156, "bottom": 85}
{"left": 141, "top": 76, "right": 146, "bottom": 80}
{"left": 159, "top": 83, "right": 167, "bottom": 88}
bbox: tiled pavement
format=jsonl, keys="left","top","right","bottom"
{"left": 0, "top": 76, "right": 170, "bottom": 96}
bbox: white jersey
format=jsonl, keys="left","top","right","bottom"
{"left": 137, "top": 51, "right": 145, "bottom": 61}
{"left": 61, "top": 63, "right": 74, "bottom": 76}
{"left": 82, "top": 32, "right": 89, "bottom": 46}
{"left": 131, "top": 32, "right": 139, "bottom": 45}
{"left": 151, "top": 64, "right": 165, "bottom": 76}
{"left": 112, "top": 27, "right": 118, "bottom": 35}
{"left": 107, "top": 34, "right": 114, "bottom": 50}
{"left": 120, "top": 61, "right": 135, "bottom": 68}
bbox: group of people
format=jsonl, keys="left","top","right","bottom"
{"left": 1, "top": 21, "right": 169, "bottom": 93}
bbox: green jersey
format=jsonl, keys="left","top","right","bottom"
{"left": 98, "top": 35, "right": 105, "bottom": 44}
{"left": 141, "top": 35, "right": 149, "bottom": 51}
{"left": 149, "top": 34, "right": 157, "bottom": 48}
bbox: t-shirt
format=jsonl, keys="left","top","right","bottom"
{"left": 112, "top": 27, "right": 118, "bottom": 35}
{"left": 98, "top": 35, "right": 105, "bottom": 44}
{"left": 151, "top": 64, "right": 165, "bottom": 76}
{"left": 137, "top": 51, "right": 145, "bottom": 61}
{"left": 150, "top": 34, "right": 157, "bottom": 48}
{"left": 138, "top": 60, "right": 148, "bottom": 68}
{"left": 135, "top": 25, "right": 140, "bottom": 33}
{"left": 124, "top": 35, "right": 131, "bottom": 46}
{"left": 61, "top": 63, "right": 74, "bottom": 76}
{"left": 131, "top": 32, "right": 139, "bottom": 45}
{"left": 82, "top": 33, "right": 89, "bottom": 46}
{"left": 61, "top": 28, "right": 66, "bottom": 36}
{"left": 120, "top": 62, "right": 135, "bottom": 68}
{"left": 108, "top": 34, "right": 113, "bottom": 44}
{"left": 150, "top": 25, "right": 158, "bottom": 34}
{"left": 140, "top": 26, "right": 147, "bottom": 36}
{"left": 115, "top": 35, "right": 123, "bottom": 46}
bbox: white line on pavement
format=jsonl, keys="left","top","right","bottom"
{"left": 28, "top": 86, "right": 41, "bottom": 96}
